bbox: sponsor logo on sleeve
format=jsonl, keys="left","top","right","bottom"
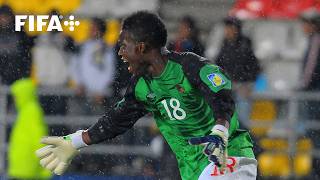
{"left": 207, "top": 73, "right": 225, "bottom": 87}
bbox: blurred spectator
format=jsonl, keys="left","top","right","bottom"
{"left": 33, "top": 11, "right": 77, "bottom": 88}
{"left": 33, "top": 11, "right": 77, "bottom": 116}
{"left": 300, "top": 9, "right": 320, "bottom": 91}
{"left": 299, "top": 9, "right": 320, "bottom": 178}
{"left": 0, "top": 5, "right": 34, "bottom": 85}
{"left": 70, "top": 18, "right": 116, "bottom": 114}
{"left": 8, "top": 78, "right": 51, "bottom": 180}
{"left": 0, "top": 5, "right": 35, "bottom": 112}
{"left": 167, "top": 16, "right": 205, "bottom": 56}
{"left": 215, "top": 17, "right": 261, "bottom": 128}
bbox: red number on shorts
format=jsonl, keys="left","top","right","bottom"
{"left": 210, "top": 157, "right": 236, "bottom": 176}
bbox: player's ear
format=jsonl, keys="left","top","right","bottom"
{"left": 136, "top": 42, "right": 147, "bottom": 55}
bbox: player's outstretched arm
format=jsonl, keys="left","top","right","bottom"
{"left": 35, "top": 130, "right": 87, "bottom": 175}
{"left": 36, "top": 76, "right": 148, "bottom": 175}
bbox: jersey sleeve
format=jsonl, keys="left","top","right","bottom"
{"left": 174, "top": 52, "right": 235, "bottom": 121}
{"left": 198, "top": 64, "right": 231, "bottom": 92}
{"left": 198, "top": 64, "right": 235, "bottom": 121}
{"left": 87, "top": 76, "right": 148, "bottom": 144}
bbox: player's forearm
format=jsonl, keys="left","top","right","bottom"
{"left": 82, "top": 101, "right": 147, "bottom": 144}
{"left": 81, "top": 117, "right": 136, "bottom": 145}
{"left": 84, "top": 114, "right": 132, "bottom": 144}
{"left": 207, "top": 89, "right": 235, "bottom": 123}
{"left": 81, "top": 116, "right": 139, "bottom": 145}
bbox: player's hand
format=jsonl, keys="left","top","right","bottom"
{"left": 35, "top": 130, "right": 87, "bottom": 175}
{"left": 188, "top": 125, "right": 228, "bottom": 169}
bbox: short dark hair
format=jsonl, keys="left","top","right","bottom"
{"left": 0, "top": 5, "right": 13, "bottom": 16}
{"left": 180, "top": 15, "right": 200, "bottom": 41}
{"left": 92, "top": 17, "right": 106, "bottom": 33}
{"left": 224, "top": 16, "right": 242, "bottom": 30}
{"left": 300, "top": 9, "right": 320, "bottom": 32}
{"left": 181, "top": 15, "right": 195, "bottom": 29}
{"left": 122, "top": 11, "right": 167, "bottom": 49}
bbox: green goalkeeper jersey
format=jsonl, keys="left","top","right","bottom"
{"left": 88, "top": 51, "right": 254, "bottom": 180}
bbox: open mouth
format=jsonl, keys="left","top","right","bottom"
{"left": 121, "top": 57, "right": 128, "bottom": 63}
{"left": 121, "top": 57, "right": 133, "bottom": 72}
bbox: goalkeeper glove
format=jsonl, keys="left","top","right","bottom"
{"left": 188, "top": 125, "right": 228, "bottom": 169}
{"left": 35, "top": 130, "right": 88, "bottom": 175}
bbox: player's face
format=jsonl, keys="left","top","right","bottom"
{"left": 302, "top": 22, "right": 315, "bottom": 35}
{"left": 224, "top": 25, "right": 238, "bottom": 40}
{"left": 178, "top": 22, "right": 191, "bottom": 40}
{"left": 118, "top": 30, "right": 145, "bottom": 75}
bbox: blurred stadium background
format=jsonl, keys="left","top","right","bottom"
{"left": 0, "top": 0, "right": 320, "bottom": 179}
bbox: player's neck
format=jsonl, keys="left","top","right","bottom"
{"left": 144, "top": 49, "right": 168, "bottom": 77}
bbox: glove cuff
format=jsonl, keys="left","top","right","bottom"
{"left": 69, "top": 130, "right": 88, "bottom": 149}
{"left": 211, "top": 124, "right": 229, "bottom": 138}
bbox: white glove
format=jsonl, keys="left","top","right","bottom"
{"left": 209, "top": 125, "right": 228, "bottom": 170}
{"left": 35, "top": 130, "right": 88, "bottom": 175}
{"left": 189, "top": 125, "right": 228, "bottom": 170}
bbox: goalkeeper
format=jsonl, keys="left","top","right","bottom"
{"left": 36, "top": 11, "right": 257, "bottom": 180}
